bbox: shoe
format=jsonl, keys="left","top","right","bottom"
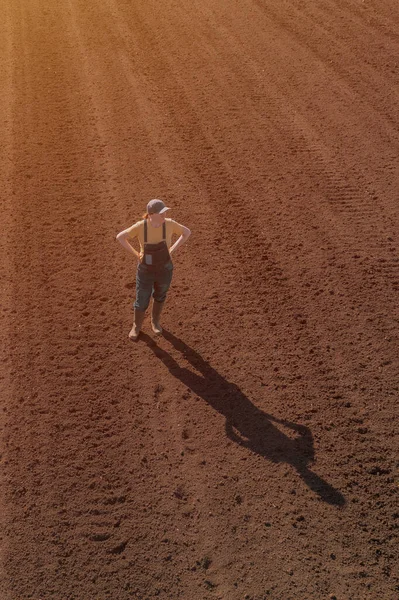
{"left": 151, "top": 300, "right": 165, "bottom": 335}
{"left": 129, "top": 309, "right": 146, "bottom": 341}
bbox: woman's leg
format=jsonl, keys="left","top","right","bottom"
{"left": 134, "top": 267, "right": 153, "bottom": 311}
{"left": 151, "top": 265, "right": 173, "bottom": 334}
{"left": 152, "top": 265, "right": 173, "bottom": 304}
{"left": 129, "top": 267, "right": 154, "bottom": 340}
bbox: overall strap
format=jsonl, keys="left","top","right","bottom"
{"left": 144, "top": 218, "right": 148, "bottom": 243}
{"left": 162, "top": 221, "right": 166, "bottom": 240}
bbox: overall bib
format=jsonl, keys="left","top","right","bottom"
{"left": 142, "top": 220, "right": 170, "bottom": 267}
{"left": 134, "top": 220, "right": 174, "bottom": 311}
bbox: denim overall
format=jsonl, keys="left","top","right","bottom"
{"left": 134, "top": 219, "right": 174, "bottom": 311}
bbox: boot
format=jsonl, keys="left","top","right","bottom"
{"left": 129, "top": 309, "right": 146, "bottom": 341}
{"left": 151, "top": 300, "right": 165, "bottom": 335}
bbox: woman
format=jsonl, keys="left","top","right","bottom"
{"left": 116, "top": 199, "right": 191, "bottom": 341}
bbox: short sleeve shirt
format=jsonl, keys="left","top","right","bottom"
{"left": 125, "top": 218, "right": 184, "bottom": 252}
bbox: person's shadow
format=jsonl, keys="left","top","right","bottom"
{"left": 140, "top": 329, "right": 345, "bottom": 507}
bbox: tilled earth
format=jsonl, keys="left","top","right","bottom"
{"left": 1, "top": 1, "right": 398, "bottom": 599}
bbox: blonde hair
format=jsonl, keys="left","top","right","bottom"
{"left": 142, "top": 212, "right": 149, "bottom": 219}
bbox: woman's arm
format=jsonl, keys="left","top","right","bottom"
{"left": 116, "top": 228, "right": 142, "bottom": 260}
{"left": 169, "top": 226, "right": 191, "bottom": 256}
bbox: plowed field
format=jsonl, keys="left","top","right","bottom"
{"left": 1, "top": 1, "right": 398, "bottom": 599}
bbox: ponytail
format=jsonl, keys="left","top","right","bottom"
{"left": 142, "top": 212, "right": 149, "bottom": 219}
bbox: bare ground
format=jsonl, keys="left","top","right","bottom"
{"left": 1, "top": 1, "right": 398, "bottom": 598}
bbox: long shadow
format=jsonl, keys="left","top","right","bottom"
{"left": 140, "top": 329, "right": 345, "bottom": 507}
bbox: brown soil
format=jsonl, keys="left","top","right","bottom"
{"left": 1, "top": 1, "right": 398, "bottom": 599}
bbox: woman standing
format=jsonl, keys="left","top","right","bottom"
{"left": 116, "top": 199, "right": 191, "bottom": 341}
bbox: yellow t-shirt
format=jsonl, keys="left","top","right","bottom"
{"left": 126, "top": 218, "right": 184, "bottom": 253}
